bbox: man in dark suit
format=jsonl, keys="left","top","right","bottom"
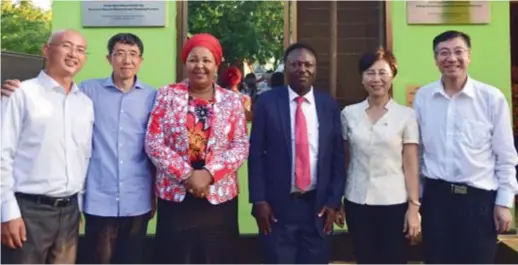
{"left": 248, "top": 42, "right": 346, "bottom": 264}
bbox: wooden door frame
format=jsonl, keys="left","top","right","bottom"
{"left": 324, "top": 1, "right": 392, "bottom": 98}
{"left": 176, "top": 0, "right": 189, "bottom": 82}
{"left": 176, "top": 1, "right": 294, "bottom": 81}
{"left": 175, "top": 1, "right": 392, "bottom": 86}
{"left": 385, "top": 1, "right": 393, "bottom": 52}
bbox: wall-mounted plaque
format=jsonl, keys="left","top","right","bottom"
{"left": 82, "top": 1, "right": 167, "bottom": 27}
{"left": 406, "top": 85, "right": 421, "bottom": 107}
{"left": 407, "top": 1, "right": 491, "bottom": 24}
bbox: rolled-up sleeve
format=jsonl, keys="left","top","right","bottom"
{"left": 1, "top": 90, "right": 26, "bottom": 222}
{"left": 491, "top": 95, "right": 518, "bottom": 208}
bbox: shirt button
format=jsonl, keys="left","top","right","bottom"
{"left": 119, "top": 126, "right": 123, "bottom": 131}
{"left": 121, "top": 110, "right": 125, "bottom": 114}
{"left": 116, "top": 197, "right": 120, "bottom": 201}
{"left": 120, "top": 160, "right": 123, "bottom": 164}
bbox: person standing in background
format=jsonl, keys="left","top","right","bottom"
{"left": 1, "top": 29, "right": 93, "bottom": 264}
{"left": 338, "top": 48, "right": 421, "bottom": 264}
{"left": 244, "top": 73, "right": 259, "bottom": 103}
{"left": 1, "top": 33, "right": 157, "bottom": 264}
{"left": 414, "top": 30, "right": 518, "bottom": 263}
{"left": 270, "top": 71, "right": 285, "bottom": 89}
{"left": 223, "top": 66, "right": 252, "bottom": 121}
{"left": 248, "top": 42, "right": 346, "bottom": 264}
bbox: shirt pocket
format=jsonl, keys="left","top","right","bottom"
{"left": 460, "top": 120, "right": 491, "bottom": 149}
{"left": 73, "top": 117, "right": 93, "bottom": 159}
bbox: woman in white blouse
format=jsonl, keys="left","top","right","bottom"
{"left": 337, "top": 48, "right": 421, "bottom": 264}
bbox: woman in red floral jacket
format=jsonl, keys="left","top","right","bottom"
{"left": 145, "top": 33, "right": 249, "bottom": 264}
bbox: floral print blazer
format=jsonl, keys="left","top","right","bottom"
{"left": 145, "top": 82, "right": 249, "bottom": 204}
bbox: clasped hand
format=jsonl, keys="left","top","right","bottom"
{"left": 184, "top": 169, "right": 213, "bottom": 198}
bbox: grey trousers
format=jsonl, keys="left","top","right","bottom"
{"left": 1, "top": 193, "right": 80, "bottom": 264}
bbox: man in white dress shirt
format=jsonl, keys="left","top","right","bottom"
{"left": 414, "top": 30, "right": 518, "bottom": 264}
{"left": 1, "top": 29, "right": 93, "bottom": 264}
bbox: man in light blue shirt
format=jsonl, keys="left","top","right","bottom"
{"left": 2, "top": 33, "right": 156, "bottom": 264}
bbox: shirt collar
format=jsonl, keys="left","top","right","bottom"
{"left": 360, "top": 98, "right": 395, "bottom": 110}
{"left": 37, "top": 70, "right": 80, "bottom": 94}
{"left": 288, "top": 85, "right": 315, "bottom": 104}
{"left": 102, "top": 74, "right": 143, "bottom": 90}
{"left": 433, "top": 76, "right": 475, "bottom": 98}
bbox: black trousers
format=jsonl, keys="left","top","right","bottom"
{"left": 259, "top": 191, "right": 331, "bottom": 264}
{"left": 153, "top": 194, "right": 239, "bottom": 264}
{"left": 422, "top": 178, "right": 497, "bottom": 264}
{"left": 344, "top": 199, "right": 409, "bottom": 264}
{"left": 1, "top": 193, "right": 80, "bottom": 264}
{"left": 83, "top": 212, "right": 150, "bottom": 264}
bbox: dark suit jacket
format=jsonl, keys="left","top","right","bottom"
{"left": 248, "top": 86, "right": 346, "bottom": 224}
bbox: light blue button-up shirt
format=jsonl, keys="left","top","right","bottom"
{"left": 79, "top": 76, "right": 157, "bottom": 217}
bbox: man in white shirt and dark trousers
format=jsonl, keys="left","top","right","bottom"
{"left": 414, "top": 30, "right": 518, "bottom": 264}
{"left": 1, "top": 29, "right": 93, "bottom": 264}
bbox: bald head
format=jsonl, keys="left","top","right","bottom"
{"left": 43, "top": 29, "right": 88, "bottom": 78}
{"left": 47, "top": 29, "right": 86, "bottom": 46}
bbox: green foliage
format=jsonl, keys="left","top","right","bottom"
{"left": 188, "top": 1, "right": 284, "bottom": 66}
{"left": 1, "top": 0, "right": 51, "bottom": 55}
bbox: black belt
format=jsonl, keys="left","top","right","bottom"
{"left": 425, "top": 178, "right": 495, "bottom": 197}
{"left": 15, "top": 193, "right": 77, "bottom": 207}
{"left": 290, "top": 190, "right": 316, "bottom": 199}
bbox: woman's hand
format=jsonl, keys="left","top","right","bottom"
{"left": 184, "top": 169, "right": 213, "bottom": 198}
{"left": 403, "top": 206, "right": 421, "bottom": 238}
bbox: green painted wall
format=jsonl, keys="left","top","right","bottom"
{"left": 51, "top": 1, "right": 177, "bottom": 88}
{"left": 390, "top": 1, "right": 512, "bottom": 105}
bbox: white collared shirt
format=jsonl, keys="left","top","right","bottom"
{"left": 341, "top": 99, "right": 419, "bottom": 205}
{"left": 288, "top": 86, "right": 319, "bottom": 192}
{"left": 413, "top": 77, "right": 518, "bottom": 208}
{"left": 1, "top": 71, "right": 94, "bottom": 222}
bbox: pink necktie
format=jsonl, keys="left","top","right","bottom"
{"left": 295, "top": 96, "right": 311, "bottom": 191}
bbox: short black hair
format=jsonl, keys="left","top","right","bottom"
{"left": 107, "top": 33, "right": 144, "bottom": 56}
{"left": 270, "top": 72, "right": 285, "bottom": 87}
{"left": 432, "top": 30, "right": 471, "bottom": 52}
{"left": 283, "top": 42, "right": 318, "bottom": 63}
{"left": 358, "top": 47, "right": 398, "bottom": 77}
{"left": 245, "top": 73, "right": 256, "bottom": 79}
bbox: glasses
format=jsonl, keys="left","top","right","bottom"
{"left": 50, "top": 42, "right": 87, "bottom": 55}
{"left": 112, "top": 52, "right": 141, "bottom": 60}
{"left": 436, "top": 48, "right": 468, "bottom": 58}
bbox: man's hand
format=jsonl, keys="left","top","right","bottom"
{"left": 403, "top": 206, "right": 421, "bottom": 238}
{"left": 318, "top": 206, "right": 336, "bottom": 234}
{"left": 1, "top": 79, "right": 21, "bottom": 97}
{"left": 494, "top": 205, "right": 513, "bottom": 233}
{"left": 334, "top": 203, "right": 345, "bottom": 228}
{"left": 1, "top": 218, "right": 27, "bottom": 249}
{"left": 184, "top": 169, "right": 212, "bottom": 198}
{"left": 253, "top": 202, "right": 277, "bottom": 235}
